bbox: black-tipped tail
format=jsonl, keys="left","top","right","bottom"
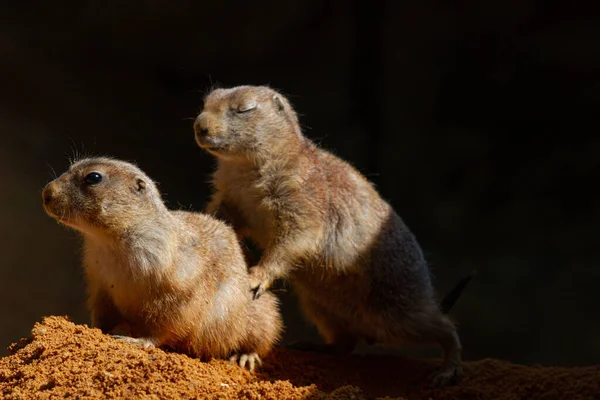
{"left": 440, "top": 271, "right": 476, "bottom": 314}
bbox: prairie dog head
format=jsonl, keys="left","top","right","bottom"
{"left": 42, "top": 157, "right": 164, "bottom": 236}
{"left": 193, "top": 85, "right": 301, "bottom": 160}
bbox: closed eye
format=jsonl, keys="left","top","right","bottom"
{"left": 237, "top": 101, "right": 257, "bottom": 113}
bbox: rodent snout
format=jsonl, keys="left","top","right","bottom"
{"left": 193, "top": 114, "right": 209, "bottom": 137}
{"left": 42, "top": 184, "right": 55, "bottom": 205}
{"left": 194, "top": 113, "right": 226, "bottom": 150}
{"left": 197, "top": 126, "right": 209, "bottom": 137}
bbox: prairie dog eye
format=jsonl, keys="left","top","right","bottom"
{"left": 237, "top": 100, "right": 257, "bottom": 113}
{"left": 83, "top": 172, "right": 103, "bottom": 185}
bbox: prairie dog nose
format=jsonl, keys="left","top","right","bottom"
{"left": 194, "top": 114, "right": 209, "bottom": 137}
{"left": 42, "top": 183, "right": 56, "bottom": 205}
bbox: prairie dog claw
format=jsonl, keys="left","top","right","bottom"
{"left": 229, "top": 352, "right": 262, "bottom": 372}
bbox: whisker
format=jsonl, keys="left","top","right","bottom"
{"left": 68, "top": 138, "right": 79, "bottom": 163}
{"left": 66, "top": 138, "right": 95, "bottom": 164}
{"left": 46, "top": 162, "right": 57, "bottom": 180}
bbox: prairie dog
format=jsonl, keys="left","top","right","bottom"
{"left": 193, "top": 86, "right": 463, "bottom": 386}
{"left": 41, "top": 157, "right": 282, "bottom": 371}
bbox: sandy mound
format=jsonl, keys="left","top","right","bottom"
{"left": 1, "top": 317, "right": 598, "bottom": 399}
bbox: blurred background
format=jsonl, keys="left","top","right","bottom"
{"left": 1, "top": 1, "right": 599, "bottom": 366}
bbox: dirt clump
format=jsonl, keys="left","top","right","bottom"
{"left": 1, "top": 316, "right": 599, "bottom": 399}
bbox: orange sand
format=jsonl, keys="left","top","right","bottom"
{"left": 1, "top": 316, "right": 598, "bottom": 399}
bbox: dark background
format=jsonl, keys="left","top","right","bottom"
{"left": 1, "top": 1, "right": 599, "bottom": 366}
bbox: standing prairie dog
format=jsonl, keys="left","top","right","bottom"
{"left": 193, "top": 85, "right": 464, "bottom": 386}
{"left": 41, "top": 157, "right": 282, "bottom": 371}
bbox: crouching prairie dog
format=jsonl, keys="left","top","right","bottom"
{"left": 41, "top": 157, "right": 282, "bottom": 371}
{"left": 193, "top": 85, "right": 465, "bottom": 386}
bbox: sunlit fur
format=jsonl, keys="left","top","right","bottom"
{"left": 194, "top": 86, "right": 463, "bottom": 386}
{"left": 42, "top": 157, "right": 282, "bottom": 367}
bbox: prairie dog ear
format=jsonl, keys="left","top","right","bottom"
{"left": 273, "top": 95, "right": 285, "bottom": 112}
{"left": 135, "top": 178, "right": 146, "bottom": 193}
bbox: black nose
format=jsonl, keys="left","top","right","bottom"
{"left": 42, "top": 188, "right": 53, "bottom": 205}
{"left": 194, "top": 114, "right": 210, "bottom": 137}
{"left": 196, "top": 126, "right": 209, "bottom": 137}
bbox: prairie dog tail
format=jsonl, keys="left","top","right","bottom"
{"left": 440, "top": 271, "right": 476, "bottom": 314}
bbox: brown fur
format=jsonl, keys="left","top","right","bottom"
{"left": 193, "top": 86, "right": 463, "bottom": 386}
{"left": 41, "top": 157, "right": 282, "bottom": 371}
